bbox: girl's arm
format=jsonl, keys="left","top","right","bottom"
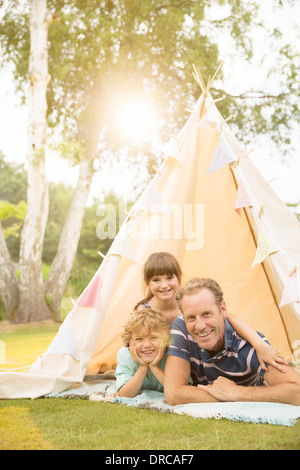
{"left": 226, "top": 313, "right": 288, "bottom": 373}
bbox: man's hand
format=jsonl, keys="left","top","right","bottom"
{"left": 198, "top": 376, "right": 240, "bottom": 402}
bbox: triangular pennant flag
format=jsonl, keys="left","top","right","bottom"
{"left": 235, "top": 177, "right": 252, "bottom": 214}
{"left": 135, "top": 182, "right": 169, "bottom": 215}
{"left": 164, "top": 136, "right": 183, "bottom": 165}
{"left": 47, "top": 322, "right": 79, "bottom": 360}
{"left": 279, "top": 270, "right": 300, "bottom": 307}
{"left": 197, "top": 111, "right": 211, "bottom": 128}
{"left": 207, "top": 134, "right": 236, "bottom": 174}
{"left": 251, "top": 226, "right": 280, "bottom": 267}
{"left": 107, "top": 224, "right": 136, "bottom": 262}
{"left": 77, "top": 274, "right": 102, "bottom": 310}
{"left": 198, "top": 105, "right": 221, "bottom": 132}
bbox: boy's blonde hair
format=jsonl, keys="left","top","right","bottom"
{"left": 122, "top": 308, "right": 170, "bottom": 347}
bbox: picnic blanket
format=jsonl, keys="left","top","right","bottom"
{"left": 46, "top": 380, "right": 300, "bottom": 427}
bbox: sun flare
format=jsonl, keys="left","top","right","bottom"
{"left": 118, "top": 102, "right": 154, "bottom": 138}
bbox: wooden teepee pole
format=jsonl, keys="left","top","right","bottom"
{"left": 192, "top": 59, "right": 225, "bottom": 93}
{"left": 206, "top": 58, "right": 224, "bottom": 90}
{"left": 192, "top": 64, "right": 206, "bottom": 94}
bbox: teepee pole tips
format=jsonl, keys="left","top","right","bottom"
{"left": 208, "top": 58, "right": 225, "bottom": 90}
{"left": 192, "top": 64, "right": 206, "bottom": 94}
{"left": 192, "top": 58, "right": 225, "bottom": 95}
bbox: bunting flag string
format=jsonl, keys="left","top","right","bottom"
{"left": 46, "top": 322, "right": 79, "bottom": 360}
{"left": 165, "top": 136, "right": 184, "bottom": 165}
{"left": 251, "top": 225, "right": 280, "bottom": 268}
{"left": 106, "top": 224, "right": 137, "bottom": 262}
{"left": 197, "top": 111, "right": 211, "bottom": 128}
{"left": 235, "top": 177, "right": 253, "bottom": 214}
{"left": 77, "top": 273, "right": 102, "bottom": 311}
{"left": 198, "top": 104, "right": 221, "bottom": 133}
{"left": 207, "top": 134, "right": 236, "bottom": 174}
{"left": 279, "top": 269, "right": 300, "bottom": 307}
{"left": 135, "top": 182, "right": 170, "bottom": 215}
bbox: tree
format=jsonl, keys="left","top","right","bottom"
{"left": 0, "top": 0, "right": 299, "bottom": 321}
{"left": 16, "top": 0, "right": 52, "bottom": 322}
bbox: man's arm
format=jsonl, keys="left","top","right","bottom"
{"left": 164, "top": 355, "right": 220, "bottom": 405}
{"left": 199, "top": 364, "right": 300, "bottom": 406}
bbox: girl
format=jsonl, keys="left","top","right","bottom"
{"left": 116, "top": 308, "right": 169, "bottom": 397}
{"left": 134, "top": 251, "right": 182, "bottom": 326}
{"left": 134, "top": 252, "right": 288, "bottom": 373}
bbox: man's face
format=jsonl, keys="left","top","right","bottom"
{"left": 181, "top": 288, "right": 226, "bottom": 355}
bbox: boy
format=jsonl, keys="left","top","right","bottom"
{"left": 116, "top": 309, "right": 169, "bottom": 397}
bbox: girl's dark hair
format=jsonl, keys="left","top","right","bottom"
{"left": 134, "top": 252, "right": 182, "bottom": 310}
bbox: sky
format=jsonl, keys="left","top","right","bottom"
{"left": 0, "top": 1, "right": 300, "bottom": 208}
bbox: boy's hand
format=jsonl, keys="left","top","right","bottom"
{"left": 150, "top": 342, "right": 166, "bottom": 366}
{"left": 129, "top": 340, "right": 148, "bottom": 367}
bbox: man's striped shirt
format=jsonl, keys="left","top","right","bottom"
{"left": 167, "top": 316, "right": 267, "bottom": 386}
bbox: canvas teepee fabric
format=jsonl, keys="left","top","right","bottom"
{"left": 1, "top": 77, "right": 300, "bottom": 398}
{"left": 87, "top": 88, "right": 300, "bottom": 374}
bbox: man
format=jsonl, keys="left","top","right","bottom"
{"left": 164, "top": 277, "right": 300, "bottom": 406}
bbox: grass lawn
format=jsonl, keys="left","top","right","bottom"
{"left": 0, "top": 321, "right": 300, "bottom": 451}
{"left": 1, "top": 398, "right": 300, "bottom": 450}
{"left": 0, "top": 320, "right": 60, "bottom": 371}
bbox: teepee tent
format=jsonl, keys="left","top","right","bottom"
{"left": 1, "top": 67, "right": 300, "bottom": 399}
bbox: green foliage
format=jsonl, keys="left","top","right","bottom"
{"left": 0, "top": 153, "right": 27, "bottom": 203}
{"left": 0, "top": 200, "right": 27, "bottom": 223}
{"left": 1, "top": 0, "right": 299, "bottom": 165}
{"left": 0, "top": 153, "right": 27, "bottom": 261}
{"left": 42, "top": 182, "right": 73, "bottom": 264}
{"left": 73, "top": 192, "right": 133, "bottom": 273}
{"left": 0, "top": 1, "right": 254, "bottom": 156}
{"left": 42, "top": 185, "right": 126, "bottom": 276}
{"left": 45, "top": 0, "right": 212, "bottom": 149}
{"left": 48, "top": 140, "right": 86, "bottom": 166}
{"left": 0, "top": 1, "right": 31, "bottom": 101}
{"left": 0, "top": 156, "right": 124, "bottom": 279}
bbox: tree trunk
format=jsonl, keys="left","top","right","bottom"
{"left": 17, "top": 0, "right": 51, "bottom": 322}
{"left": 0, "top": 223, "right": 19, "bottom": 318}
{"left": 45, "top": 158, "right": 94, "bottom": 318}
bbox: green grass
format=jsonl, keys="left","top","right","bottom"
{"left": 0, "top": 398, "right": 299, "bottom": 450}
{"left": 0, "top": 321, "right": 59, "bottom": 370}
{"left": 0, "top": 321, "right": 300, "bottom": 450}
{"left": 0, "top": 405, "right": 52, "bottom": 450}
